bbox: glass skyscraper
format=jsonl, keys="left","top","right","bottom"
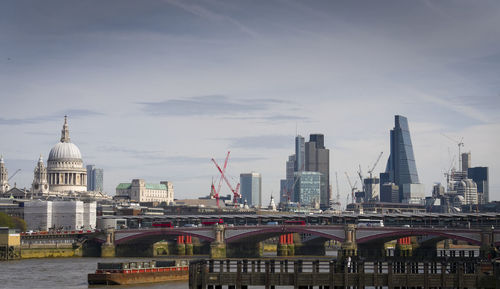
{"left": 293, "top": 171, "right": 321, "bottom": 208}
{"left": 386, "top": 115, "right": 420, "bottom": 185}
{"left": 385, "top": 115, "right": 423, "bottom": 203}
{"left": 240, "top": 172, "right": 262, "bottom": 208}
{"left": 86, "top": 164, "right": 104, "bottom": 192}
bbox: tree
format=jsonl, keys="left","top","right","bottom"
{"left": 0, "top": 212, "right": 26, "bottom": 231}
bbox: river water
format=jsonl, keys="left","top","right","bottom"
{"left": 0, "top": 257, "right": 188, "bottom": 289}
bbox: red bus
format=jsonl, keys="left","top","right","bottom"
{"left": 284, "top": 220, "right": 306, "bottom": 226}
{"left": 201, "top": 219, "right": 224, "bottom": 226}
{"left": 152, "top": 221, "right": 173, "bottom": 228}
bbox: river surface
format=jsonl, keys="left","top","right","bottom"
{"left": 0, "top": 251, "right": 339, "bottom": 289}
{"left": 0, "top": 257, "right": 188, "bottom": 289}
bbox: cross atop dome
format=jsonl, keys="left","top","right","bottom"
{"left": 60, "top": 115, "right": 70, "bottom": 143}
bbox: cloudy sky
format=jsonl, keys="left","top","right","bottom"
{"left": 1, "top": 0, "right": 499, "bottom": 205}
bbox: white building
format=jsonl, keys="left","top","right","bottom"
{"left": 116, "top": 179, "right": 174, "bottom": 203}
{"left": 24, "top": 200, "right": 96, "bottom": 231}
{"left": 46, "top": 116, "right": 87, "bottom": 193}
{"left": 0, "top": 156, "right": 10, "bottom": 193}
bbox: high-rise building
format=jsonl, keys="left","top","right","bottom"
{"left": 285, "top": 155, "right": 296, "bottom": 202}
{"left": 468, "top": 167, "right": 489, "bottom": 204}
{"left": 293, "top": 171, "right": 321, "bottom": 208}
{"left": 87, "top": 165, "right": 104, "bottom": 192}
{"left": 385, "top": 115, "right": 424, "bottom": 203}
{"left": 295, "top": 135, "right": 305, "bottom": 172}
{"left": 305, "top": 134, "right": 330, "bottom": 208}
{"left": 380, "top": 183, "right": 399, "bottom": 203}
{"left": 240, "top": 172, "right": 262, "bottom": 208}
{"left": 461, "top": 152, "right": 471, "bottom": 173}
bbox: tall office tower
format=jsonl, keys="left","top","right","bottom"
{"left": 293, "top": 171, "right": 321, "bottom": 208}
{"left": 385, "top": 115, "right": 424, "bottom": 203}
{"left": 93, "top": 168, "right": 104, "bottom": 192}
{"left": 86, "top": 165, "right": 95, "bottom": 190}
{"left": 86, "top": 165, "right": 104, "bottom": 192}
{"left": 468, "top": 167, "right": 489, "bottom": 204}
{"left": 0, "top": 156, "right": 10, "bottom": 193}
{"left": 240, "top": 172, "right": 262, "bottom": 208}
{"left": 305, "top": 134, "right": 330, "bottom": 208}
{"left": 461, "top": 152, "right": 471, "bottom": 173}
{"left": 285, "top": 155, "right": 296, "bottom": 202}
{"left": 294, "top": 135, "right": 305, "bottom": 172}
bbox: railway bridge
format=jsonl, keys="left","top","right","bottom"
{"left": 76, "top": 224, "right": 500, "bottom": 258}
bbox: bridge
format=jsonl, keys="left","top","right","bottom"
{"left": 45, "top": 223, "right": 497, "bottom": 258}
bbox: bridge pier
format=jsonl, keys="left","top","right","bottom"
{"left": 480, "top": 227, "right": 496, "bottom": 259}
{"left": 210, "top": 224, "right": 226, "bottom": 258}
{"left": 177, "top": 235, "right": 186, "bottom": 255}
{"left": 277, "top": 235, "right": 288, "bottom": 256}
{"left": 101, "top": 229, "right": 115, "bottom": 258}
{"left": 339, "top": 224, "right": 357, "bottom": 258}
{"left": 396, "top": 237, "right": 413, "bottom": 257}
{"left": 185, "top": 235, "right": 193, "bottom": 256}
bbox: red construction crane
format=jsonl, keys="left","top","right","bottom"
{"left": 210, "top": 152, "right": 230, "bottom": 208}
{"left": 211, "top": 151, "right": 241, "bottom": 207}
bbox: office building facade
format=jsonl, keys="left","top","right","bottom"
{"left": 240, "top": 172, "right": 262, "bottom": 208}
{"left": 468, "top": 167, "right": 489, "bottom": 204}
{"left": 293, "top": 171, "right": 321, "bottom": 208}
{"left": 305, "top": 134, "right": 330, "bottom": 208}
{"left": 87, "top": 165, "right": 104, "bottom": 192}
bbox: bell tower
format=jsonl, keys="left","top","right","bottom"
{"left": 0, "top": 155, "right": 10, "bottom": 193}
{"left": 32, "top": 155, "right": 49, "bottom": 196}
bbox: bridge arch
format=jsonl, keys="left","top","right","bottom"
{"left": 357, "top": 228, "right": 482, "bottom": 245}
{"left": 225, "top": 226, "right": 344, "bottom": 244}
{"left": 115, "top": 229, "right": 215, "bottom": 245}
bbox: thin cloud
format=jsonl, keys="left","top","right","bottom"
{"left": 229, "top": 135, "right": 292, "bottom": 149}
{"left": 0, "top": 109, "right": 103, "bottom": 125}
{"left": 140, "top": 95, "right": 287, "bottom": 117}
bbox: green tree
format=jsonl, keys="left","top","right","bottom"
{"left": 0, "top": 212, "right": 26, "bottom": 231}
{"left": 11, "top": 216, "right": 27, "bottom": 232}
{"left": 0, "top": 212, "right": 14, "bottom": 228}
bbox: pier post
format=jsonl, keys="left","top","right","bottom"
{"left": 100, "top": 229, "right": 115, "bottom": 258}
{"left": 177, "top": 235, "right": 186, "bottom": 255}
{"left": 210, "top": 224, "right": 226, "bottom": 258}
{"left": 340, "top": 224, "right": 357, "bottom": 258}
{"left": 185, "top": 235, "right": 194, "bottom": 256}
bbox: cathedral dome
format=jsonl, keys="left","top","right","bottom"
{"left": 48, "top": 142, "right": 82, "bottom": 161}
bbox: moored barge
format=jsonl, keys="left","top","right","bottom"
{"left": 88, "top": 260, "right": 188, "bottom": 285}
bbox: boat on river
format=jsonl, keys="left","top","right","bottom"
{"left": 88, "top": 260, "right": 188, "bottom": 285}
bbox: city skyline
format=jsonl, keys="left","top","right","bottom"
{"left": 1, "top": 1, "right": 499, "bottom": 204}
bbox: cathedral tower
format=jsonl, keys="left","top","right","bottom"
{"left": 32, "top": 155, "right": 49, "bottom": 196}
{"left": 0, "top": 156, "right": 10, "bottom": 193}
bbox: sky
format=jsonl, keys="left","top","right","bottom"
{"left": 1, "top": 0, "right": 499, "bottom": 205}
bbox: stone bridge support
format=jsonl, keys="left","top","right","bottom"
{"left": 101, "top": 229, "right": 115, "bottom": 258}
{"left": 210, "top": 224, "right": 226, "bottom": 258}
{"left": 480, "top": 227, "right": 496, "bottom": 259}
{"left": 339, "top": 224, "right": 357, "bottom": 258}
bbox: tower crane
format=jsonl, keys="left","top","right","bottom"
{"left": 367, "top": 152, "right": 383, "bottom": 179}
{"left": 8, "top": 169, "right": 21, "bottom": 181}
{"left": 344, "top": 172, "right": 358, "bottom": 204}
{"left": 441, "top": 133, "right": 464, "bottom": 171}
{"left": 212, "top": 152, "right": 241, "bottom": 207}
